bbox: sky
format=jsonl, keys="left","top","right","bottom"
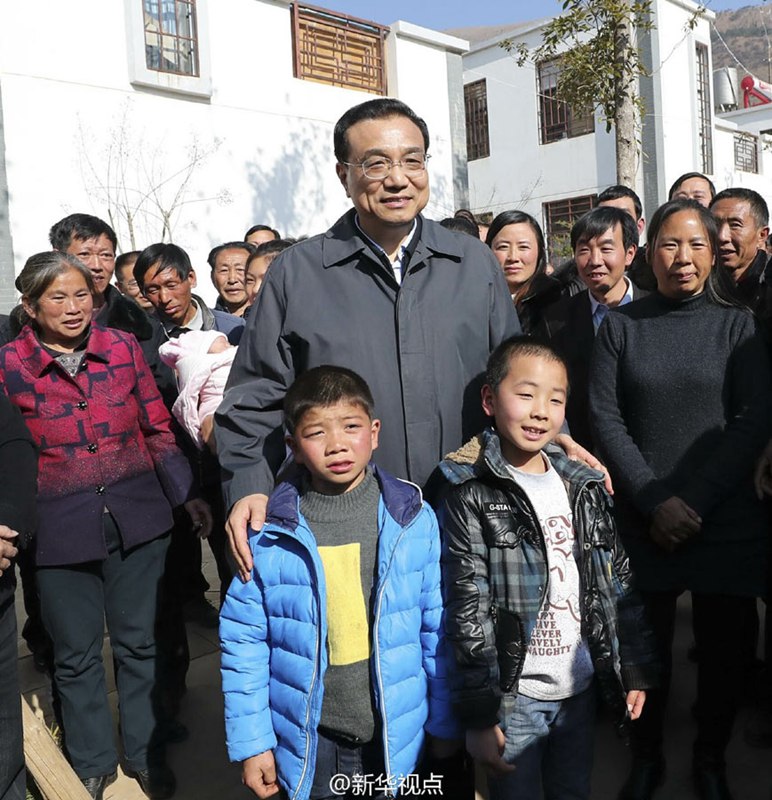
{"left": 318, "top": 0, "right": 766, "bottom": 30}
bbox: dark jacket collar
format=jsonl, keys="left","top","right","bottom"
{"left": 737, "top": 249, "right": 770, "bottom": 290}
{"left": 262, "top": 463, "right": 423, "bottom": 534}
{"left": 321, "top": 208, "right": 464, "bottom": 272}
{"left": 98, "top": 285, "right": 153, "bottom": 341}
{"left": 16, "top": 322, "right": 113, "bottom": 378}
{"left": 440, "top": 428, "right": 605, "bottom": 490}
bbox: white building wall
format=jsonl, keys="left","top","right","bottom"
{"left": 648, "top": 0, "right": 714, "bottom": 202}
{"left": 386, "top": 23, "right": 468, "bottom": 219}
{"left": 461, "top": 0, "right": 771, "bottom": 236}
{"left": 464, "top": 24, "right": 618, "bottom": 226}
{"left": 0, "top": 0, "right": 465, "bottom": 309}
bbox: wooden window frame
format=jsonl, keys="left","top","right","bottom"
{"left": 537, "top": 58, "right": 594, "bottom": 145}
{"left": 464, "top": 79, "right": 490, "bottom": 161}
{"left": 291, "top": 3, "right": 388, "bottom": 95}
{"left": 543, "top": 194, "right": 597, "bottom": 265}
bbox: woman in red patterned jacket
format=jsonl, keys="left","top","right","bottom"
{"left": 0, "top": 251, "right": 211, "bottom": 800}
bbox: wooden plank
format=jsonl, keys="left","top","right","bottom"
{"left": 22, "top": 697, "right": 92, "bottom": 800}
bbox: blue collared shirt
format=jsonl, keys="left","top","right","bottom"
{"left": 589, "top": 276, "right": 635, "bottom": 332}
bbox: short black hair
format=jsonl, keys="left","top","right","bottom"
{"left": 668, "top": 172, "right": 716, "bottom": 201}
{"left": 439, "top": 217, "right": 480, "bottom": 237}
{"left": 711, "top": 187, "right": 770, "bottom": 228}
{"left": 115, "top": 251, "right": 140, "bottom": 274}
{"left": 252, "top": 239, "right": 293, "bottom": 260}
{"left": 284, "top": 366, "right": 375, "bottom": 434}
{"left": 133, "top": 243, "right": 193, "bottom": 288}
{"left": 207, "top": 241, "right": 257, "bottom": 270}
{"left": 244, "top": 224, "right": 280, "bottom": 241}
{"left": 597, "top": 185, "right": 643, "bottom": 220}
{"left": 49, "top": 214, "right": 118, "bottom": 252}
{"left": 571, "top": 206, "right": 639, "bottom": 251}
{"left": 485, "top": 336, "right": 568, "bottom": 393}
{"left": 333, "top": 98, "right": 430, "bottom": 163}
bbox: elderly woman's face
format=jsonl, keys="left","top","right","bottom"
{"left": 651, "top": 209, "right": 713, "bottom": 300}
{"left": 490, "top": 222, "right": 540, "bottom": 294}
{"left": 25, "top": 267, "right": 93, "bottom": 351}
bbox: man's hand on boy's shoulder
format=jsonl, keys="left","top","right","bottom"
{"left": 243, "top": 750, "right": 280, "bottom": 798}
{"left": 465, "top": 726, "right": 515, "bottom": 776}
{"left": 226, "top": 493, "right": 269, "bottom": 582}
{"left": 552, "top": 434, "right": 614, "bottom": 495}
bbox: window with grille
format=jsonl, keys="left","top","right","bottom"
{"left": 543, "top": 194, "right": 597, "bottom": 264}
{"left": 734, "top": 132, "right": 759, "bottom": 173}
{"left": 464, "top": 80, "right": 490, "bottom": 161}
{"left": 143, "top": 0, "right": 199, "bottom": 76}
{"left": 696, "top": 44, "right": 713, "bottom": 175}
{"left": 537, "top": 58, "right": 594, "bottom": 145}
{"left": 291, "top": 3, "right": 387, "bottom": 94}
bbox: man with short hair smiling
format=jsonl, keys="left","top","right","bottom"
{"left": 215, "top": 97, "right": 607, "bottom": 584}
{"left": 710, "top": 188, "right": 770, "bottom": 310}
{"left": 540, "top": 206, "right": 646, "bottom": 451}
{"left": 209, "top": 242, "right": 255, "bottom": 318}
{"left": 711, "top": 189, "right": 772, "bottom": 343}
{"left": 597, "top": 185, "right": 654, "bottom": 291}
{"left": 216, "top": 98, "right": 521, "bottom": 579}
{"left": 49, "top": 214, "right": 155, "bottom": 344}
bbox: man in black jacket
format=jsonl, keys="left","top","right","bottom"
{"left": 710, "top": 188, "right": 772, "bottom": 330}
{"left": 540, "top": 206, "right": 645, "bottom": 453}
{"left": 48, "top": 214, "right": 176, "bottom": 400}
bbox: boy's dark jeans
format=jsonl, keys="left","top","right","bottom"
{"left": 488, "top": 686, "right": 596, "bottom": 800}
{"left": 310, "top": 728, "right": 386, "bottom": 800}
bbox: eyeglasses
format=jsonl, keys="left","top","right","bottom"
{"left": 342, "top": 154, "right": 431, "bottom": 181}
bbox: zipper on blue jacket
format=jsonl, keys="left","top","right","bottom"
{"left": 372, "top": 522, "right": 412, "bottom": 794}
{"left": 288, "top": 536, "right": 323, "bottom": 800}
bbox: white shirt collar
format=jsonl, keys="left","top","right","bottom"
{"left": 354, "top": 216, "right": 418, "bottom": 285}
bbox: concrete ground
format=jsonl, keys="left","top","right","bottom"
{"left": 16, "top": 553, "right": 772, "bottom": 800}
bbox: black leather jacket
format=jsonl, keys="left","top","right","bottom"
{"left": 439, "top": 430, "right": 658, "bottom": 733}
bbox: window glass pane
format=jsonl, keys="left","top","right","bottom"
{"left": 144, "top": 0, "right": 199, "bottom": 76}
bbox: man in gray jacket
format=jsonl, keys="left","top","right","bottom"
{"left": 216, "top": 98, "right": 603, "bottom": 580}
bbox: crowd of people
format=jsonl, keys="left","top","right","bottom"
{"left": 0, "top": 95, "right": 770, "bottom": 800}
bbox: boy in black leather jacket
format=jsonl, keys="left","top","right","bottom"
{"left": 440, "top": 336, "right": 657, "bottom": 800}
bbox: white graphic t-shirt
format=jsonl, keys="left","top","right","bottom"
{"left": 509, "top": 455, "right": 595, "bottom": 700}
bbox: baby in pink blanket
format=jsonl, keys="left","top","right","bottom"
{"left": 158, "top": 330, "right": 236, "bottom": 450}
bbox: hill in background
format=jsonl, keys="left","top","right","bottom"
{"left": 712, "top": 3, "right": 772, "bottom": 81}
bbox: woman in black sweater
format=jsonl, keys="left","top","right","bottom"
{"left": 590, "top": 199, "right": 770, "bottom": 800}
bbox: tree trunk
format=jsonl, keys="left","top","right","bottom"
{"left": 614, "top": 0, "right": 638, "bottom": 187}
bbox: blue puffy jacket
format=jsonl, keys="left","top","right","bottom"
{"left": 220, "top": 466, "right": 459, "bottom": 800}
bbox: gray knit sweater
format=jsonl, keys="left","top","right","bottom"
{"left": 589, "top": 291, "right": 770, "bottom": 550}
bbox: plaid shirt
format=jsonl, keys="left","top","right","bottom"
{"left": 439, "top": 429, "right": 658, "bottom": 731}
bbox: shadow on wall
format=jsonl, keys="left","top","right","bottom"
{"left": 245, "top": 110, "right": 342, "bottom": 239}
{"left": 244, "top": 104, "right": 457, "bottom": 234}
